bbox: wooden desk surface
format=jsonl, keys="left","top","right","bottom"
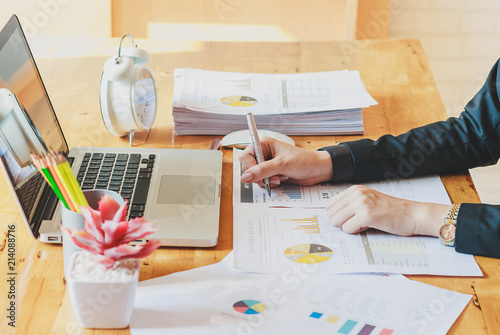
{"left": 0, "top": 38, "right": 498, "bottom": 334}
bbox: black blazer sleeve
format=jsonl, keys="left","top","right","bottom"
{"left": 456, "top": 204, "right": 500, "bottom": 258}
{"left": 320, "top": 59, "right": 500, "bottom": 258}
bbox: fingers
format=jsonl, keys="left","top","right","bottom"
{"left": 241, "top": 157, "right": 284, "bottom": 184}
{"left": 279, "top": 175, "right": 290, "bottom": 182}
{"left": 325, "top": 185, "right": 364, "bottom": 218}
{"left": 325, "top": 186, "right": 361, "bottom": 229}
{"left": 240, "top": 137, "right": 280, "bottom": 171}
{"left": 325, "top": 185, "right": 373, "bottom": 233}
{"left": 240, "top": 142, "right": 284, "bottom": 186}
{"left": 240, "top": 144, "right": 257, "bottom": 172}
{"left": 240, "top": 138, "right": 281, "bottom": 183}
{"left": 239, "top": 145, "right": 260, "bottom": 183}
{"left": 327, "top": 205, "right": 355, "bottom": 230}
{"left": 240, "top": 137, "right": 324, "bottom": 186}
{"left": 325, "top": 185, "right": 422, "bottom": 237}
{"left": 341, "top": 215, "right": 370, "bottom": 234}
{"left": 254, "top": 175, "right": 281, "bottom": 189}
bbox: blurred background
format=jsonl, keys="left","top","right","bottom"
{"left": 1, "top": 0, "right": 498, "bottom": 203}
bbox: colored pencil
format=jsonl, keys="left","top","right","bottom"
{"left": 31, "top": 154, "right": 69, "bottom": 209}
{"left": 56, "top": 152, "right": 88, "bottom": 207}
{"left": 43, "top": 154, "right": 78, "bottom": 212}
{"left": 50, "top": 154, "right": 81, "bottom": 212}
{"left": 42, "top": 155, "right": 78, "bottom": 211}
{"left": 31, "top": 151, "right": 88, "bottom": 213}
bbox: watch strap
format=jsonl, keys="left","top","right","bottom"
{"left": 439, "top": 204, "right": 460, "bottom": 247}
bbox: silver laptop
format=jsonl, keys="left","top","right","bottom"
{"left": 0, "top": 15, "right": 222, "bottom": 247}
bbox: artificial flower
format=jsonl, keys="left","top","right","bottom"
{"left": 62, "top": 194, "right": 161, "bottom": 267}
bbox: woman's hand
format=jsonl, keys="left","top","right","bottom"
{"left": 326, "top": 185, "right": 450, "bottom": 237}
{"left": 239, "top": 137, "right": 333, "bottom": 187}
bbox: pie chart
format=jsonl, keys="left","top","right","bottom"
{"left": 233, "top": 300, "right": 267, "bottom": 315}
{"left": 221, "top": 95, "right": 258, "bottom": 107}
{"left": 284, "top": 243, "right": 333, "bottom": 264}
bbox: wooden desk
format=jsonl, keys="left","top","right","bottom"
{"left": 0, "top": 39, "right": 498, "bottom": 334}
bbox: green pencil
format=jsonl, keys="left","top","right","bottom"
{"left": 42, "top": 167, "right": 69, "bottom": 209}
{"left": 31, "top": 154, "right": 69, "bottom": 209}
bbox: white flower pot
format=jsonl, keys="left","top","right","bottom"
{"left": 61, "top": 189, "right": 124, "bottom": 278}
{"left": 67, "top": 251, "right": 139, "bottom": 329}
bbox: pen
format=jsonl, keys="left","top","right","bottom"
{"left": 246, "top": 113, "right": 272, "bottom": 196}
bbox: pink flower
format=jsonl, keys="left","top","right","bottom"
{"left": 62, "top": 194, "right": 161, "bottom": 267}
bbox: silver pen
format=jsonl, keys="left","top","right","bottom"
{"left": 246, "top": 113, "right": 272, "bottom": 196}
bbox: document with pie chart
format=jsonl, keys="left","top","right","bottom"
{"left": 177, "top": 68, "right": 376, "bottom": 115}
{"left": 172, "top": 68, "right": 377, "bottom": 135}
{"left": 130, "top": 252, "right": 471, "bottom": 335}
{"left": 233, "top": 206, "right": 482, "bottom": 276}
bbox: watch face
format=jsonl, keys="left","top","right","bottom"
{"left": 439, "top": 223, "right": 456, "bottom": 241}
{"left": 133, "top": 67, "right": 157, "bottom": 129}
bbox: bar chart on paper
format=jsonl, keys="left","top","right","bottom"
{"left": 286, "top": 215, "right": 320, "bottom": 234}
{"left": 279, "top": 185, "right": 304, "bottom": 200}
{"left": 239, "top": 182, "right": 309, "bottom": 204}
{"left": 361, "top": 231, "right": 429, "bottom": 267}
{"left": 309, "top": 312, "right": 393, "bottom": 335}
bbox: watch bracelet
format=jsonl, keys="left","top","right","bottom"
{"left": 444, "top": 204, "right": 461, "bottom": 225}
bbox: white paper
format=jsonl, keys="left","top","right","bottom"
{"left": 172, "top": 69, "right": 374, "bottom": 135}
{"left": 176, "top": 68, "right": 377, "bottom": 115}
{"left": 233, "top": 206, "right": 482, "bottom": 276}
{"left": 130, "top": 252, "right": 471, "bottom": 335}
{"left": 232, "top": 149, "right": 482, "bottom": 276}
{"left": 233, "top": 149, "right": 452, "bottom": 207}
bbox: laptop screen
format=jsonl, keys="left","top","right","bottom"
{"left": 0, "top": 15, "right": 68, "bottom": 236}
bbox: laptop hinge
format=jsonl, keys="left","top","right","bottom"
{"left": 30, "top": 183, "right": 59, "bottom": 239}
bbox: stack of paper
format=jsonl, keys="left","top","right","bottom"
{"left": 172, "top": 68, "right": 377, "bottom": 135}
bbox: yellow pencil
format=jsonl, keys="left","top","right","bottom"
{"left": 50, "top": 154, "right": 81, "bottom": 213}
{"left": 57, "top": 153, "right": 88, "bottom": 207}
{"left": 43, "top": 154, "right": 78, "bottom": 212}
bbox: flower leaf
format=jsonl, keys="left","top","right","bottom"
{"left": 103, "top": 239, "right": 161, "bottom": 262}
{"left": 102, "top": 220, "right": 129, "bottom": 247}
{"left": 111, "top": 200, "right": 128, "bottom": 222}
{"left": 97, "top": 194, "right": 121, "bottom": 221}
{"left": 121, "top": 218, "right": 159, "bottom": 244}
{"left": 62, "top": 227, "right": 103, "bottom": 254}
{"left": 81, "top": 206, "right": 104, "bottom": 243}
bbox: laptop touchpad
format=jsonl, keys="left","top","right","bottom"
{"left": 157, "top": 175, "right": 216, "bottom": 205}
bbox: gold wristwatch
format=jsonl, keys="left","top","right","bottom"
{"left": 439, "top": 204, "right": 460, "bottom": 247}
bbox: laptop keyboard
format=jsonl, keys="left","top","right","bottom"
{"left": 16, "top": 172, "right": 44, "bottom": 221}
{"left": 76, "top": 152, "right": 155, "bottom": 219}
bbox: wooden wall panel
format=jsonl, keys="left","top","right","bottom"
{"left": 111, "top": 0, "right": 362, "bottom": 41}
{"left": 356, "top": 0, "right": 391, "bottom": 39}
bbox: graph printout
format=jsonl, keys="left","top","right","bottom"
{"left": 130, "top": 252, "right": 471, "bottom": 335}
{"left": 233, "top": 149, "right": 452, "bottom": 207}
{"left": 233, "top": 206, "right": 482, "bottom": 276}
{"left": 177, "top": 68, "right": 377, "bottom": 115}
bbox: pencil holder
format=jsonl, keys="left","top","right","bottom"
{"left": 61, "top": 189, "right": 124, "bottom": 277}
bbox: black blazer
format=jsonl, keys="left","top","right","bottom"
{"left": 321, "top": 59, "right": 500, "bottom": 258}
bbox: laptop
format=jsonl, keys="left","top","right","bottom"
{"left": 0, "top": 15, "right": 223, "bottom": 247}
